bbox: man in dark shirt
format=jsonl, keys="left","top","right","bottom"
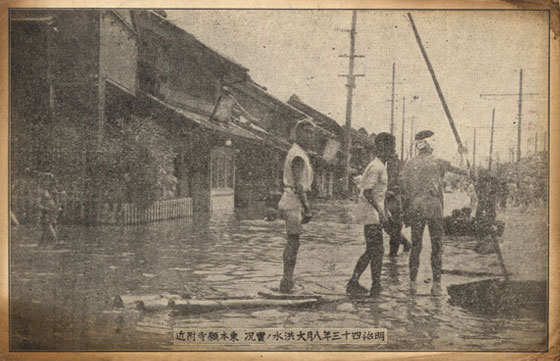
{"left": 402, "top": 130, "right": 467, "bottom": 296}
{"left": 384, "top": 136, "right": 411, "bottom": 257}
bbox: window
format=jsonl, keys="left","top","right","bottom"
{"left": 211, "top": 150, "right": 234, "bottom": 190}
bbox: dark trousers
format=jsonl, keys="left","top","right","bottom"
{"left": 350, "top": 224, "right": 384, "bottom": 289}
{"left": 385, "top": 194, "right": 408, "bottom": 256}
{"left": 385, "top": 217, "right": 408, "bottom": 256}
{"left": 409, "top": 216, "right": 443, "bottom": 282}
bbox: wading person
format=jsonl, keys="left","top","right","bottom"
{"left": 402, "top": 130, "right": 467, "bottom": 296}
{"left": 37, "top": 172, "right": 62, "bottom": 244}
{"left": 384, "top": 134, "right": 411, "bottom": 257}
{"left": 467, "top": 181, "right": 478, "bottom": 214}
{"left": 473, "top": 169, "right": 504, "bottom": 254}
{"left": 346, "top": 133, "right": 392, "bottom": 297}
{"left": 277, "top": 119, "right": 315, "bottom": 293}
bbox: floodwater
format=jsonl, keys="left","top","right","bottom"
{"left": 9, "top": 192, "right": 547, "bottom": 351}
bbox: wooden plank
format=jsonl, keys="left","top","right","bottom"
{"left": 133, "top": 297, "right": 321, "bottom": 314}
{"left": 258, "top": 291, "right": 321, "bottom": 300}
{"left": 171, "top": 298, "right": 320, "bottom": 314}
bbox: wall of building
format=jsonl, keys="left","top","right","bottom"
{"left": 99, "top": 11, "right": 137, "bottom": 94}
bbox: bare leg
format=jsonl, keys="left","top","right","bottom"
{"left": 279, "top": 234, "right": 300, "bottom": 293}
{"left": 409, "top": 218, "right": 425, "bottom": 282}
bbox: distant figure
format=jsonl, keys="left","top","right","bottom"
{"left": 402, "top": 130, "right": 468, "bottom": 296}
{"left": 474, "top": 171, "right": 499, "bottom": 223}
{"left": 346, "top": 133, "right": 392, "bottom": 297}
{"left": 497, "top": 178, "right": 509, "bottom": 211}
{"left": 519, "top": 176, "right": 533, "bottom": 209}
{"left": 467, "top": 182, "right": 478, "bottom": 214}
{"left": 473, "top": 170, "right": 505, "bottom": 254}
{"left": 506, "top": 181, "right": 518, "bottom": 206}
{"left": 36, "top": 172, "right": 61, "bottom": 244}
{"left": 277, "top": 119, "right": 315, "bottom": 293}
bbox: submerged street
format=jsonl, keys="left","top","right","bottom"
{"left": 10, "top": 192, "right": 547, "bottom": 351}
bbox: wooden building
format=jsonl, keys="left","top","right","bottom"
{"left": 11, "top": 9, "right": 141, "bottom": 224}
{"left": 133, "top": 10, "right": 262, "bottom": 216}
{"left": 10, "top": 9, "right": 370, "bottom": 224}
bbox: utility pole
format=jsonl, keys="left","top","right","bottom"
{"left": 401, "top": 96, "right": 406, "bottom": 160}
{"left": 479, "top": 69, "right": 544, "bottom": 163}
{"left": 409, "top": 116, "right": 415, "bottom": 160}
{"left": 473, "top": 128, "right": 477, "bottom": 172}
{"left": 489, "top": 108, "right": 495, "bottom": 170}
{"left": 390, "top": 63, "right": 396, "bottom": 134}
{"left": 339, "top": 10, "right": 364, "bottom": 194}
{"left": 517, "top": 69, "right": 523, "bottom": 161}
{"left": 534, "top": 131, "right": 538, "bottom": 153}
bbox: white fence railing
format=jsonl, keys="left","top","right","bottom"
{"left": 96, "top": 197, "right": 193, "bottom": 225}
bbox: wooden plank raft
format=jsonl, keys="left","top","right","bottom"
{"left": 118, "top": 293, "right": 321, "bottom": 314}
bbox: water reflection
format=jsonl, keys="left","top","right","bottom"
{"left": 386, "top": 257, "right": 400, "bottom": 285}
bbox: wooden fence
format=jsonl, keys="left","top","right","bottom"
{"left": 12, "top": 193, "right": 193, "bottom": 225}
{"left": 96, "top": 197, "right": 193, "bottom": 225}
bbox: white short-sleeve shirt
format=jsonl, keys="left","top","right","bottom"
{"left": 355, "top": 157, "right": 388, "bottom": 225}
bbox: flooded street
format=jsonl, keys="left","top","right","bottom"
{"left": 10, "top": 192, "right": 547, "bottom": 351}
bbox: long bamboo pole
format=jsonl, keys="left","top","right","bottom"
{"left": 407, "top": 13, "right": 467, "bottom": 156}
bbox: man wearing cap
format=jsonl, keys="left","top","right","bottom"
{"left": 346, "top": 132, "right": 392, "bottom": 297}
{"left": 402, "top": 130, "right": 467, "bottom": 295}
{"left": 277, "top": 119, "right": 315, "bottom": 293}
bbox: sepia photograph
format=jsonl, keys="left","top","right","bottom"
{"left": 6, "top": 5, "right": 554, "bottom": 355}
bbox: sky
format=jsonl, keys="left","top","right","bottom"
{"left": 167, "top": 10, "right": 549, "bottom": 165}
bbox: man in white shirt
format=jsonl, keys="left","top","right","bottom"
{"left": 277, "top": 119, "right": 315, "bottom": 293}
{"left": 346, "top": 133, "right": 393, "bottom": 297}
